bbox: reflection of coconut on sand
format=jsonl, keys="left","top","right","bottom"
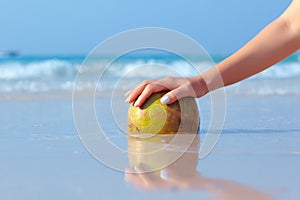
{"left": 127, "top": 136, "right": 275, "bottom": 200}
{"left": 127, "top": 91, "right": 200, "bottom": 134}
{"left": 127, "top": 134, "right": 199, "bottom": 177}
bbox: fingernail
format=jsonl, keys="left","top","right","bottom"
{"left": 124, "top": 97, "right": 130, "bottom": 103}
{"left": 160, "top": 96, "right": 170, "bottom": 104}
{"left": 125, "top": 90, "right": 131, "bottom": 96}
{"left": 133, "top": 100, "right": 139, "bottom": 107}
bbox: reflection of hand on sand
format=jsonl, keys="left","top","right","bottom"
{"left": 125, "top": 134, "right": 274, "bottom": 200}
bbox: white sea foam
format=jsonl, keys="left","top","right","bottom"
{"left": 0, "top": 56, "right": 299, "bottom": 95}
{"left": 0, "top": 59, "right": 80, "bottom": 80}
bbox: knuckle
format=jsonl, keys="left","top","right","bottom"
{"left": 141, "top": 80, "right": 150, "bottom": 85}
{"left": 164, "top": 76, "right": 174, "bottom": 81}
{"left": 170, "top": 91, "right": 178, "bottom": 99}
{"left": 141, "top": 80, "right": 156, "bottom": 85}
{"left": 145, "top": 84, "right": 154, "bottom": 92}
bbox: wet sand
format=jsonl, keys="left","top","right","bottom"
{"left": 0, "top": 95, "right": 300, "bottom": 199}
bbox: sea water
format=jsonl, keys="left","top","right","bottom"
{"left": 0, "top": 53, "right": 300, "bottom": 95}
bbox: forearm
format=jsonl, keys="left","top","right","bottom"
{"left": 200, "top": 2, "right": 300, "bottom": 93}
{"left": 215, "top": 18, "right": 298, "bottom": 86}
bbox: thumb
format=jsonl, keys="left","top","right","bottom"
{"left": 160, "top": 88, "right": 183, "bottom": 105}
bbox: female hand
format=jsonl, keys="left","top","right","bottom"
{"left": 124, "top": 76, "right": 208, "bottom": 107}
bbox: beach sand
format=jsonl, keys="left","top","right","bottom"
{"left": 1, "top": 94, "right": 300, "bottom": 200}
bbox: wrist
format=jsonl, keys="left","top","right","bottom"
{"left": 188, "top": 76, "right": 209, "bottom": 98}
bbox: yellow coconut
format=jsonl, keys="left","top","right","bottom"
{"left": 127, "top": 91, "right": 199, "bottom": 134}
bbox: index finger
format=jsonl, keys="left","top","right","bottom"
{"left": 125, "top": 80, "right": 153, "bottom": 103}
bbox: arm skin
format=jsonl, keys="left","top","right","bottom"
{"left": 125, "top": 0, "right": 300, "bottom": 107}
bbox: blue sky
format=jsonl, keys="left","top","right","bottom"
{"left": 0, "top": 0, "right": 291, "bottom": 55}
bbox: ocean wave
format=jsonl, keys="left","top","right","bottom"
{"left": 0, "top": 56, "right": 299, "bottom": 96}
{"left": 0, "top": 59, "right": 80, "bottom": 80}
{"left": 251, "top": 62, "right": 300, "bottom": 79}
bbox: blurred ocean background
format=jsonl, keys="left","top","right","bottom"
{"left": 0, "top": 53, "right": 299, "bottom": 96}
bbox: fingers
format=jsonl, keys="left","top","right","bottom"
{"left": 125, "top": 77, "right": 195, "bottom": 107}
{"left": 125, "top": 80, "right": 153, "bottom": 104}
{"left": 133, "top": 83, "right": 167, "bottom": 107}
{"left": 132, "top": 85, "right": 153, "bottom": 107}
{"left": 124, "top": 90, "right": 132, "bottom": 98}
{"left": 160, "top": 87, "right": 182, "bottom": 105}
{"left": 161, "top": 80, "right": 198, "bottom": 105}
{"left": 125, "top": 78, "right": 173, "bottom": 107}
